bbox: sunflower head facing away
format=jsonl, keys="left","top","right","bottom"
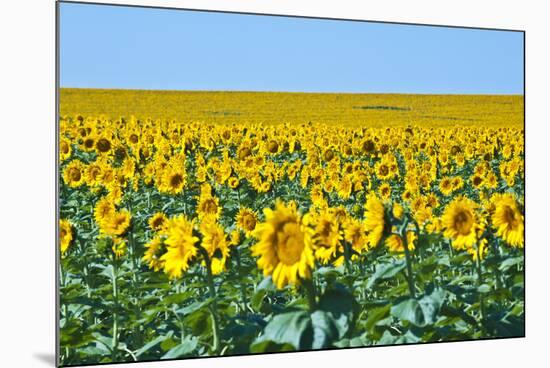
{"left": 161, "top": 215, "right": 199, "bottom": 279}
{"left": 251, "top": 201, "right": 314, "bottom": 289}
{"left": 364, "top": 194, "right": 388, "bottom": 248}
{"left": 200, "top": 221, "right": 230, "bottom": 275}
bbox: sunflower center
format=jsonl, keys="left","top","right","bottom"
{"left": 267, "top": 141, "right": 279, "bottom": 153}
{"left": 84, "top": 138, "right": 94, "bottom": 148}
{"left": 69, "top": 168, "right": 82, "bottom": 182}
{"left": 170, "top": 174, "right": 183, "bottom": 188}
{"left": 503, "top": 206, "right": 519, "bottom": 227}
{"left": 473, "top": 176, "right": 483, "bottom": 186}
{"left": 243, "top": 215, "right": 256, "bottom": 231}
{"left": 318, "top": 220, "right": 332, "bottom": 238}
{"left": 275, "top": 222, "right": 304, "bottom": 265}
{"left": 61, "top": 142, "right": 69, "bottom": 154}
{"left": 152, "top": 217, "right": 164, "bottom": 229}
{"left": 454, "top": 210, "right": 473, "bottom": 235}
{"left": 379, "top": 165, "right": 389, "bottom": 176}
{"left": 96, "top": 138, "right": 112, "bottom": 152}
{"left": 324, "top": 149, "right": 335, "bottom": 161}
{"left": 129, "top": 134, "right": 139, "bottom": 144}
{"left": 363, "top": 140, "right": 375, "bottom": 153}
{"left": 202, "top": 199, "right": 218, "bottom": 214}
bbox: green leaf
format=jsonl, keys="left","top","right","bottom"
{"left": 499, "top": 256, "right": 523, "bottom": 272}
{"left": 317, "top": 285, "right": 359, "bottom": 338}
{"left": 367, "top": 260, "right": 406, "bottom": 288}
{"left": 391, "top": 298, "right": 424, "bottom": 326}
{"left": 135, "top": 332, "right": 172, "bottom": 358}
{"left": 161, "top": 336, "right": 198, "bottom": 359}
{"left": 250, "top": 311, "right": 311, "bottom": 352}
{"left": 391, "top": 289, "right": 445, "bottom": 327}
{"left": 477, "top": 284, "right": 491, "bottom": 293}
{"left": 175, "top": 298, "right": 213, "bottom": 316}
{"left": 365, "top": 304, "right": 391, "bottom": 332}
{"left": 310, "top": 310, "right": 340, "bottom": 349}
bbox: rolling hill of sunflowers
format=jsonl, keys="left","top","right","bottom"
{"left": 58, "top": 89, "right": 524, "bottom": 366}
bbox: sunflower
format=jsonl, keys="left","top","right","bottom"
{"left": 197, "top": 194, "right": 221, "bottom": 222}
{"left": 439, "top": 177, "right": 453, "bottom": 196}
{"left": 161, "top": 215, "right": 199, "bottom": 279}
{"left": 343, "top": 218, "right": 368, "bottom": 253}
{"left": 200, "top": 221, "right": 230, "bottom": 275}
{"left": 100, "top": 210, "right": 132, "bottom": 237}
{"left": 85, "top": 163, "right": 103, "bottom": 187}
{"left": 95, "top": 137, "right": 113, "bottom": 154}
{"left": 142, "top": 235, "right": 165, "bottom": 271}
{"left": 442, "top": 197, "right": 479, "bottom": 249}
{"left": 94, "top": 196, "right": 116, "bottom": 225}
{"left": 385, "top": 230, "right": 416, "bottom": 253}
{"left": 392, "top": 202, "right": 404, "bottom": 220}
{"left": 228, "top": 177, "right": 240, "bottom": 189}
{"left": 451, "top": 176, "right": 464, "bottom": 191}
{"left": 471, "top": 174, "right": 484, "bottom": 189}
{"left": 379, "top": 182, "right": 391, "bottom": 200}
{"left": 112, "top": 237, "right": 127, "bottom": 258}
{"left": 467, "top": 238, "right": 488, "bottom": 261}
{"left": 251, "top": 201, "right": 314, "bottom": 289}
{"left": 365, "top": 194, "right": 387, "bottom": 248}
{"left": 374, "top": 160, "right": 392, "bottom": 181}
{"left": 63, "top": 159, "right": 86, "bottom": 187}
{"left": 236, "top": 207, "right": 258, "bottom": 236}
{"left": 148, "top": 212, "right": 168, "bottom": 232}
{"left": 492, "top": 193, "right": 524, "bottom": 247}
{"left": 337, "top": 175, "right": 352, "bottom": 200}
{"left": 59, "top": 138, "right": 72, "bottom": 161}
{"left": 161, "top": 166, "right": 186, "bottom": 195}
{"left": 312, "top": 209, "right": 343, "bottom": 264}
{"left": 59, "top": 219, "right": 73, "bottom": 254}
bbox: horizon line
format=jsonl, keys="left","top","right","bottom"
{"left": 59, "top": 87, "right": 524, "bottom": 96}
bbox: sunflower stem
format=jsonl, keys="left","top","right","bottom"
{"left": 400, "top": 219, "right": 416, "bottom": 299}
{"left": 233, "top": 245, "right": 248, "bottom": 314}
{"left": 201, "top": 248, "right": 221, "bottom": 354}
{"left": 475, "top": 242, "right": 486, "bottom": 331}
{"left": 111, "top": 255, "right": 119, "bottom": 362}
{"left": 303, "top": 278, "right": 317, "bottom": 312}
{"left": 343, "top": 241, "right": 351, "bottom": 275}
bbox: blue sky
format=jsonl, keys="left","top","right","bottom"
{"left": 59, "top": 2, "right": 524, "bottom": 94}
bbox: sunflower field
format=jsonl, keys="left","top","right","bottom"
{"left": 58, "top": 89, "right": 524, "bottom": 366}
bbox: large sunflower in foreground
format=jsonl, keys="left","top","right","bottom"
{"left": 492, "top": 193, "right": 524, "bottom": 248}
{"left": 161, "top": 215, "right": 199, "bottom": 279}
{"left": 251, "top": 201, "right": 314, "bottom": 289}
{"left": 365, "top": 194, "right": 387, "bottom": 248}
{"left": 442, "top": 197, "right": 480, "bottom": 249}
